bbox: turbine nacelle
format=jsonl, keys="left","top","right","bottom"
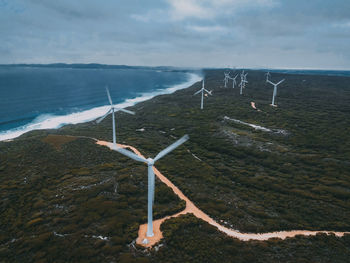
{"left": 147, "top": 158, "right": 155, "bottom": 166}
{"left": 267, "top": 79, "right": 285, "bottom": 87}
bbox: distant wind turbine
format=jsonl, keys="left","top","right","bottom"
{"left": 96, "top": 87, "right": 135, "bottom": 147}
{"left": 194, "top": 79, "right": 212, "bottom": 109}
{"left": 239, "top": 71, "right": 248, "bottom": 95}
{"left": 228, "top": 74, "right": 238, "bottom": 89}
{"left": 265, "top": 71, "right": 271, "bottom": 82}
{"left": 223, "top": 72, "right": 231, "bottom": 88}
{"left": 114, "top": 135, "right": 189, "bottom": 239}
{"left": 267, "top": 79, "right": 285, "bottom": 106}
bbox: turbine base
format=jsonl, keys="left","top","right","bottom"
{"left": 146, "top": 232, "right": 154, "bottom": 237}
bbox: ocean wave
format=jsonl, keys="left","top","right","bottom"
{"left": 0, "top": 73, "right": 202, "bottom": 141}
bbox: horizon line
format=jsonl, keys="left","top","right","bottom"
{"left": 0, "top": 63, "right": 350, "bottom": 71}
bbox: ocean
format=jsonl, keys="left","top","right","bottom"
{"left": 0, "top": 66, "right": 201, "bottom": 141}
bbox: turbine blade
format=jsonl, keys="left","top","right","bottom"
{"left": 115, "top": 147, "right": 148, "bottom": 163}
{"left": 154, "top": 134, "right": 189, "bottom": 162}
{"left": 117, "top": 108, "right": 135, "bottom": 115}
{"left": 193, "top": 89, "right": 202, "bottom": 96}
{"left": 277, "top": 79, "right": 285, "bottom": 85}
{"left": 204, "top": 88, "right": 212, "bottom": 95}
{"left": 267, "top": 80, "right": 275, "bottom": 85}
{"left": 96, "top": 109, "right": 112, "bottom": 124}
{"left": 106, "top": 87, "right": 113, "bottom": 105}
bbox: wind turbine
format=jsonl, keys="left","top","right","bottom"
{"left": 265, "top": 71, "right": 271, "bottom": 82}
{"left": 243, "top": 72, "right": 248, "bottom": 88}
{"left": 267, "top": 79, "right": 285, "bottom": 106}
{"left": 96, "top": 87, "right": 135, "bottom": 147}
{"left": 194, "top": 79, "right": 212, "bottom": 110}
{"left": 232, "top": 74, "right": 238, "bottom": 89}
{"left": 114, "top": 135, "right": 189, "bottom": 238}
{"left": 239, "top": 71, "right": 248, "bottom": 95}
{"left": 223, "top": 72, "right": 231, "bottom": 88}
{"left": 228, "top": 74, "right": 238, "bottom": 89}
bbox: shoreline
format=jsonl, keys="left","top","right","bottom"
{"left": 0, "top": 72, "right": 202, "bottom": 142}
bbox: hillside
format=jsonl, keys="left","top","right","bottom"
{"left": 1, "top": 69, "right": 350, "bottom": 262}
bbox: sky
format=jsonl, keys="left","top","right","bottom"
{"left": 1, "top": 0, "right": 350, "bottom": 69}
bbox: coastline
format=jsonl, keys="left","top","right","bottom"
{"left": 0, "top": 72, "right": 202, "bottom": 141}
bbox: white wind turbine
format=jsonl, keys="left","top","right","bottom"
{"left": 265, "top": 71, "right": 271, "bottom": 82}
{"left": 232, "top": 74, "right": 239, "bottom": 89}
{"left": 114, "top": 135, "right": 189, "bottom": 239}
{"left": 239, "top": 71, "right": 248, "bottom": 95}
{"left": 194, "top": 79, "right": 212, "bottom": 110}
{"left": 267, "top": 78, "right": 285, "bottom": 106}
{"left": 243, "top": 72, "right": 248, "bottom": 88}
{"left": 223, "top": 72, "right": 231, "bottom": 88}
{"left": 96, "top": 87, "right": 135, "bottom": 147}
{"left": 228, "top": 73, "right": 238, "bottom": 89}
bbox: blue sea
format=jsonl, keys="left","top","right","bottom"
{"left": 0, "top": 66, "right": 201, "bottom": 141}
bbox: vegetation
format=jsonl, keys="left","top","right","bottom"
{"left": 0, "top": 136, "right": 182, "bottom": 262}
{"left": 1, "top": 69, "right": 350, "bottom": 261}
{"left": 155, "top": 214, "right": 350, "bottom": 263}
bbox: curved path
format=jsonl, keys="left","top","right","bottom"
{"left": 251, "top": 101, "right": 262, "bottom": 112}
{"left": 251, "top": 101, "right": 257, "bottom": 110}
{"left": 96, "top": 140, "right": 349, "bottom": 248}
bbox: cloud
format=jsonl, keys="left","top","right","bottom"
{"left": 333, "top": 21, "right": 350, "bottom": 28}
{"left": 167, "top": 0, "right": 209, "bottom": 20}
{"left": 130, "top": 13, "right": 151, "bottom": 23}
{"left": 166, "top": 0, "right": 277, "bottom": 21}
{"left": 187, "top": 25, "right": 227, "bottom": 33}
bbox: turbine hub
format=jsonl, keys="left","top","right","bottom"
{"left": 147, "top": 158, "right": 154, "bottom": 166}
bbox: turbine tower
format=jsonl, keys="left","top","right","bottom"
{"left": 96, "top": 87, "right": 135, "bottom": 147}
{"left": 267, "top": 79, "right": 285, "bottom": 106}
{"left": 114, "top": 135, "right": 189, "bottom": 238}
{"left": 194, "top": 79, "right": 212, "bottom": 109}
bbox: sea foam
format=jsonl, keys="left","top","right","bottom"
{"left": 0, "top": 73, "right": 201, "bottom": 141}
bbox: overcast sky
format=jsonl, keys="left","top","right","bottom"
{"left": 1, "top": 0, "right": 350, "bottom": 69}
